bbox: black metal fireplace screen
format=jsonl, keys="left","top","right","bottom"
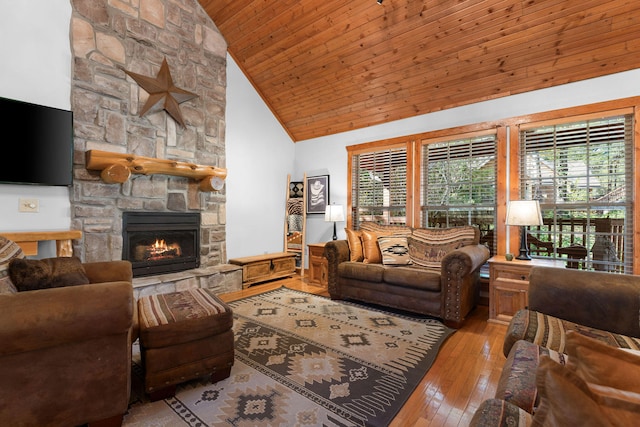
{"left": 122, "top": 212, "right": 200, "bottom": 277}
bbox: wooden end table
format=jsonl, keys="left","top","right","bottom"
{"left": 488, "top": 255, "right": 565, "bottom": 325}
{"left": 307, "top": 243, "right": 328, "bottom": 288}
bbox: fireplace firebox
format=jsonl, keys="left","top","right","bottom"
{"left": 122, "top": 212, "right": 200, "bottom": 277}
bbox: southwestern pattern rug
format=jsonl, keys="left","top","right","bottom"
{"left": 124, "top": 287, "right": 454, "bottom": 427}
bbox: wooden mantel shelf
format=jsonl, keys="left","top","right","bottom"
{"left": 0, "top": 230, "right": 82, "bottom": 257}
{"left": 85, "top": 150, "right": 227, "bottom": 191}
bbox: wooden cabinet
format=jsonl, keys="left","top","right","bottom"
{"left": 229, "top": 252, "right": 297, "bottom": 288}
{"left": 488, "top": 256, "right": 565, "bottom": 324}
{"left": 307, "top": 243, "right": 328, "bottom": 287}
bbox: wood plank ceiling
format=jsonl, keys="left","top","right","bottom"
{"left": 199, "top": 0, "right": 640, "bottom": 142}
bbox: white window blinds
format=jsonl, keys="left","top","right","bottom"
{"left": 520, "top": 115, "right": 633, "bottom": 273}
{"left": 420, "top": 135, "right": 497, "bottom": 250}
{"left": 351, "top": 147, "right": 407, "bottom": 228}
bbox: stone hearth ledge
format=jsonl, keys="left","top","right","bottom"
{"left": 132, "top": 264, "right": 242, "bottom": 300}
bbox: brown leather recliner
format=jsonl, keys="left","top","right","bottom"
{"left": 0, "top": 260, "right": 134, "bottom": 427}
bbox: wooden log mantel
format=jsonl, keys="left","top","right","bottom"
{"left": 85, "top": 150, "right": 227, "bottom": 191}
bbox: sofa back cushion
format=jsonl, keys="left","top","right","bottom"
{"left": 408, "top": 226, "right": 479, "bottom": 269}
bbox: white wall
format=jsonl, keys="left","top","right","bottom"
{"left": 225, "top": 57, "right": 296, "bottom": 258}
{"left": 0, "top": 0, "right": 72, "bottom": 238}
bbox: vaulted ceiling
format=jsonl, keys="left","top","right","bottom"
{"left": 198, "top": 0, "right": 640, "bottom": 142}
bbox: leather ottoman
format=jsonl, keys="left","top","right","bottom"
{"left": 138, "top": 288, "right": 234, "bottom": 401}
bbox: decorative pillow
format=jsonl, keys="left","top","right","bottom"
{"left": 345, "top": 228, "right": 364, "bottom": 262}
{"left": 408, "top": 226, "right": 478, "bottom": 268}
{"left": 378, "top": 236, "right": 411, "bottom": 265}
{"left": 358, "top": 222, "right": 411, "bottom": 264}
{"left": 0, "top": 276, "right": 17, "bottom": 294}
{"left": 565, "top": 331, "right": 640, "bottom": 393}
{"left": 9, "top": 256, "right": 90, "bottom": 292}
{"left": 0, "top": 236, "right": 24, "bottom": 278}
{"left": 533, "top": 356, "right": 640, "bottom": 426}
{"left": 361, "top": 230, "right": 382, "bottom": 264}
{"left": 0, "top": 236, "right": 24, "bottom": 294}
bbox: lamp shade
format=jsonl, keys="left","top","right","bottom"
{"left": 506, "top": 200, "right": 543, "bottom": 226}
{"left": 325, "top": 204, "right": 345, "bottom": 222}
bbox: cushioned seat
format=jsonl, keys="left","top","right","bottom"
{"left": 382, "top": 265, "right": 441, "bottom": 291}
{"left": 138, "top": 288, "right": 234, "bottom": 401}
{"left": 338, "top": 261, "right": 385, "bottom": 282}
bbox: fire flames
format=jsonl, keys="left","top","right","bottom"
{"left": 144, "top": 238, "right": 182, "bottom": 260}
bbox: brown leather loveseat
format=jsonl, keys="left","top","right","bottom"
{"left": 0, "top": 239, "right": 134, "bottom": 427}
{"left": 324, "top": 222, "right": 490, "bottom": 328}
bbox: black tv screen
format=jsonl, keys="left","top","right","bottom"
{"left": 0, "top": 97, "right": 73, "bottom": 186}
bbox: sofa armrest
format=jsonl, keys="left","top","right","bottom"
{"left": 440, "top": 244, "right": 490, "bottom": 326}
{"left": 470, "top": 398, "right": 532, "bottom": 427}
{"left": 324, "top": 240, "right": 350, "bottom": 298}
{"left": 528, "top": 266, "right": 640, "bottom": 338}
{"left": 83, "top": 260, "right": 132, "bottom": 284}
{"left": 0, "top": 281, "right": 134, "bottom": 356}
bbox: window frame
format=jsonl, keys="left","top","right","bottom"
{"left": 513, "top": 109, "right": 635, "bottom": 273}
{"left": 416, "top": 129, "right": 500, "bottom": 253}
{"left": 346, "top": 138, "right": 414, "bottom": 230}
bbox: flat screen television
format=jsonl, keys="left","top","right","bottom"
{"left": 0, "top": 96, "right": 73, "bottom": 186}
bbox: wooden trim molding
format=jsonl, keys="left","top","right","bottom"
{"left": 85, "top": 150, "right": 227, "bottom": 191}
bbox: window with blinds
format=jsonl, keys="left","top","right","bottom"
{"left": 420, "top": 135, "right": 497, "bottom": 252}
{"left": 351, "top": 146, "right": 408, "bottom": 228}
{"left": 520, "top": 115, "right": 633, "bottom": 273}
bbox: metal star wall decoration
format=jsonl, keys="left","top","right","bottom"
{"left": 124, "top": 58, "right": 198, "bottom": 127}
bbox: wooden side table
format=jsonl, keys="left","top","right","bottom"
{"left": 488, "top": 255, "right": 565, "bottom": 325}
{"left": 307, "top": 243, "right": 328, "bottom": 288}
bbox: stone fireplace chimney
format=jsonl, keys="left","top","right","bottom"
{"left": 69, "top": 0, "right": 228, "bottom": 279}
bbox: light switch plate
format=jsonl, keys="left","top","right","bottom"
{"left": 19, "top": 198, "right": 39, "bottom": 213}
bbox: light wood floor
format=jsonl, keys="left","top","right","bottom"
{"left": 219, "top": 275, "right": 508, "bottom": 427}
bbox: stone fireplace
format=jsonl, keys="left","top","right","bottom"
{"left": 68, "top": 0, "right": 242, "bottom": 297}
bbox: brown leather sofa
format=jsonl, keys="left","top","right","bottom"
{"left": 0, "top": 260, "right": 134, "bottom": 427}
{"left": 324, "top": 224, "right": 490, "bottom": 328}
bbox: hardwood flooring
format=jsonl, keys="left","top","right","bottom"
{"left": 219, "top": 275, "right": 508, "bottom": 426}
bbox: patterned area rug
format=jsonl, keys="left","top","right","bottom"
{"left": 124, "top": 287, "right": 454, "bottom": 427}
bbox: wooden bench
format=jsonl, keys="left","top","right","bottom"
{"left": 0, "top": 230, "right": 82, "bottom": 257}
{"left": 229, "top": 252, "right": 297, "bottom": 288}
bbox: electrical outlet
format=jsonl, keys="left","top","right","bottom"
{"left": 19, "top": 198, "right": 39, "bottom": 213}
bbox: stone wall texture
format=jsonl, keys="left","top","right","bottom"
{"left": 69, "top": 0, "right": 228, "bottom": 268}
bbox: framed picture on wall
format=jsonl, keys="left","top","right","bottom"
{"left": 306, "top": 175, "right": 329, "bottom": 214}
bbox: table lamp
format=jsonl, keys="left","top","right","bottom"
{"left": 506, "top": 200, "right": 543, "bottom": 260}
{"left": 324, "top": 204, "right": 345, "bottom": 240}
